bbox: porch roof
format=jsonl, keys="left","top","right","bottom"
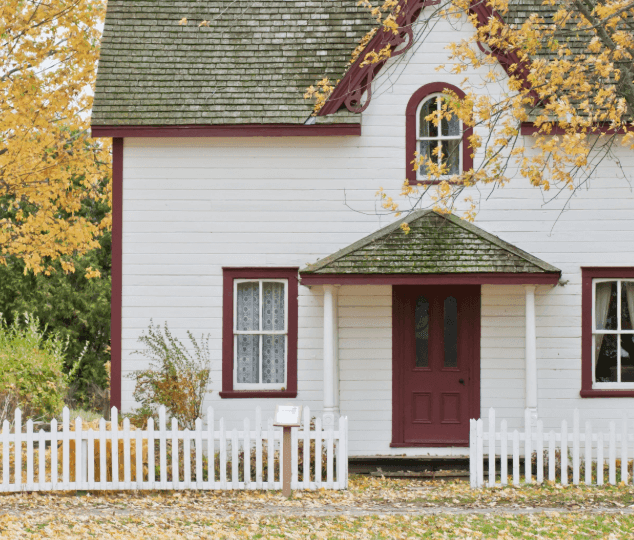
{"left": 300, "top": 210, "right": 561, "bottom": 285}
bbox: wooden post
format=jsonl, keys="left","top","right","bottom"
{"left": 282, "top": 426, "right": 292, "bottom": 497}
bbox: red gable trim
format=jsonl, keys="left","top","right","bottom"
{"left": 91, "top": 124, "right": 361, "bottom": 138}
{"left": 318, "top": 0, "right": 534, "bottom": 117}
{"left": 300, "top": 273, "right": 560, "bottom": 286}
{"left": 521, "top": 122, "right": 630, "bottom": 136}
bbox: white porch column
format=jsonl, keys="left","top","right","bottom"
{"left": 525, "top": 285, "right": 538, "bottom": 425}
{"left": 323, "top": 285, "right": 337, "bottom": 427}
{"left": 332, "top": 286, "right": 340, "bottom": 418}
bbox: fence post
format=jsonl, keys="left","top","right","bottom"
{"left": 536, "top": 420, "right": 543, "bottom": 484}
{"left": 561, "top": 419, "right": 568, "bottom": 486}
{"left": 111, "top": 407, "right": 119, "bottom": 488}
{"left": 476, "top": 419, "right": 484, "bottom": 488}
{"left": 469, "top": 419, "right": 476, "bottom": 488}
{"left": 501, "top": 420, "right": 508, "bottom": 486}
{"left": 525, "top": 409, "right": 532, "bottom": 484}
{"left": 303, "top": 407, "right": 310, "bottom": 489}
{"left": 255, "top": 407, "right": 263, "bottom": 490}
{"left": 609, "top": 420, "right": 616, "bottom": 485}
{"left": 207, "top": 407, "right": 214, "bottom": 487}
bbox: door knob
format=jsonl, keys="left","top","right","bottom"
{"left": 459, "top": 378, "right": 465, "bottom": 385}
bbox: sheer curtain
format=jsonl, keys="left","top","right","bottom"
{"left": 236, "top": 282, "right": 259, "bottom": 383}
{"left": 595, "top": 282, "right": 612, "bottom": 360}
{"left": 625, "top": 282, "right": 634, "bottom": 330}
{"left": 262, "top": 282, "right": 285, "bottom": 383}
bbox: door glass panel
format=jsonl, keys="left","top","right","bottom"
{"left": 444, "top": 296, "right": 458, "bottom": 368}
{"left": 415, "top": 296, "right": 429, "bottom": 368}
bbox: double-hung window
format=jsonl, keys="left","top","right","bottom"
{"left": 221, "top": 268, "right": 298, "bottom": 398}
{"left": 581, "top": 268, "right": 634, "bottom": 397}
{"left": 234, "top": 279, "right": 287, "bottom": 389}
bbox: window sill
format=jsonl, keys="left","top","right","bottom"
{"left": 219, "top": 390, "right": 298, "bottom": 399}
{"left": 580, "top": 389, "right": 634, "bottom": 398}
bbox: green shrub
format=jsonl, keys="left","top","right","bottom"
{"left": 128, "top": 321, "right": 211, "bottom": 430}
{"left": 0, "top": 313, "right": 73, "bottom": 423}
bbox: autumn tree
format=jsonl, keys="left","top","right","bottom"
{"left": 1, "top": 0, "right": 110, "bottom": 274}
{"left": 307, "top": 0, "right": 634, "bottom": 222}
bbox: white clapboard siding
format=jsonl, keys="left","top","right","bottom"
{"left": 471, "top": 408, "right": 633, "bottom": 488}
{"left": 0, "top": 406, "right": 348, "bottom": 492}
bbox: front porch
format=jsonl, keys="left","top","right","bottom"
{"left": 300, "top": 211, "right": 561, "bottom": 456}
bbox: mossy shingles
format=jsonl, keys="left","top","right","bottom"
{"left": 302, "top": 211, "right": 560, "bottom": 275}
{"left": 92, "top": 0, "right": 376, "bottom": 126}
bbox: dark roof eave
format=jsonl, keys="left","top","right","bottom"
{"left": 300, "top": 272, "right": 561, "bottom": 286}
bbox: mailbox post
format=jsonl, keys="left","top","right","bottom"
{"left": 273, "top": 404, "right": 302, "bottom": 497}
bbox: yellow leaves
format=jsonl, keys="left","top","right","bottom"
{"left": 304, "top": 78, "right": 335, "bottom": 114}
{"left": 400, "top": 222, "right": 411, "bottom": 233}
{"left": 178, "top": 17, "right": 188, "bottom": 25}
{"left": 1, "top": 0, "right": 111, "bottom": 275}
{"left": 198, "top": 20, "right": 210, "bottom": 27}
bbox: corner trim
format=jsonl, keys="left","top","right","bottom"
{"left": 110, "top": 138, "right": 123, "bottom": 410}
{"left": 91, "top": 124, "right": 361, "bottom": 138}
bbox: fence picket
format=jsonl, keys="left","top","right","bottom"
{"left": 38, "top": 430, "right": 45, "bottom": 489}
{"left": 75, "top": 417, "right": 82, "bottom": 489}
{"left": 585, "top": 421, "right": 592, "bottom": 485}
{"left": 98, "top": 418, "right": 106, "bottom": 486}
{"left": 488, "top": 408, "right": 495, "bottom": 487}
{"left": 525, "top": 409, "right": 532, "bottom": 484}
{"left": 573, "top": 410, "right": 580, "bottom": 485}
{"left": 62, "top": 408, "right": 68, "bottom": 489}
{"left": 207, "top": 407, "right": 214, "bottom": 486}
{"left": 536, "top": 420, "right": 543, "bottom": 484}
{"left": 220, "top": 418, "right": 227, "bottom": 490}
{"left": 512, "top": 429, "right": 519, "bottom": 486}
{"left": 597, "top": 431, "right": 604, "bottom": 486}
{"left": 3, "top": 420, "right": 9, "bottom": 488}
{"left": 172, "top": 418, "right": 179, "bottom": 489}
{"left": 26, "top": 420, "right": 33, "bottom": 489}
{"left": 548, "top": 430, "right": 555, "bottom": 482}
{"left": 148, "top": 418, "right": 155, "bottom": 488}
{"left": 266, "top": 417, "right": 273, "bottom": 488}
{"left": 476, "top": 419, "right": 484, "bottom": 488}
{"left": 50, "top": 419, "right": 58, "bottom": 488}
{"left": 159, "top": 407, "right": 167, "bottom": 489}
{"left": 184, "top": 429, "right": 191, "bottom": 487}
{"left": 244, "top": 418, "right": 251, "bottom": 489}
{"left": 621, "top": 411, "right": 628, "bottom": 485}
{"left": 195, "top": 419, "right": 203, "bottom": 489}
{"left": 609, "top": 420, "right": 616, "bottom": 485}
{"left": 303, "top": 407, "right": 310, "bottom": 489}
{"left": 123, "top": 418, "right": 131, "bottom": 488}
{"left": 15, "top": 409, "right": 21, "bottom": 489}
{"left": 231, "top": 428, "right": 238, "bottom": 489}
{"left": 469, "top": 419, "right": 476, "bottom": 488}
{"left": 291, "top": 426, "right": 298, "bottom": 489}
{"left": 561, "top": 420, "right": 568, "bottom": 486}
{"left": 315, "top": 417, "right": 322, "bottom": 487}
{"left": 135, "top": 428, "right": 142, "bottom": 488}
{"left": 111, "top": 407, "right": 119, "bottom": 488}
{"left": 255, "top": 407, "right": 262, "bottom": 490}
{"left": 500, "top": 420, "right": 508, "bottom": 486}
{"left": 326, "top": 425, "right": 333, "bottom": 489}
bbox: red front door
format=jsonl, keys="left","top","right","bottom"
{"left": 392, "top": 285, "right": 480, "bottom": 447}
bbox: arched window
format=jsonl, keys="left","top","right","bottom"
{"left": 405, "top": 83, "right": 472, "bottom": 185}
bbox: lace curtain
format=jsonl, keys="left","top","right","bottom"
{"left": 236, "top": 281, "right": 285, "bottom": 384}
{"left": 595, "top": 282, "right": 612, "bottom": 360}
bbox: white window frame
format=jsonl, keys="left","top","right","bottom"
{"left": 592, "top": 278, "right": 634, "bottom": 389}
{"left": 415, "top": 93, "right": 463, "bottom": 181}
{"left": 233, "top": 279, "right": 288, "bottom": 390}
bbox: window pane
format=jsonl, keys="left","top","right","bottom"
{"left": 415, "top": 296, "right": 429, "bottom": 368}
{"left": 622, "top": 282, "right": 634, "bottom": 330}
{"left": 441, "top": 139, "right": 460, "bottom": 175}
{"left": 622, "top": 335, "right": 634, "bottom": 382}
{"left": 595, "top": 333, "right": 617, "bottom": 382}
{"left": 441, "top": 112, "right": 460, "bottom": 137}
{"left": 419, "top": 97, "right": 438, "bottom": 138}
{"left": 444, "top": 296, "right": 458, "bottom": 368}
{"left": 262, "top": 335, "right": 285, "bottom": 383}
{"left": 418, "top": 140, "right": 434, "bottom": 175}
{"left": 263, "top": 282, "right": 285, "bottom": 331}
{"left": 237, "top": 335, "right": 259, "bottom": 383}
{"left": 237, "top": 282, "right": 259, "bottom": 331}
{"left": 595, "top": 281, "right": 617, "bottom": 330}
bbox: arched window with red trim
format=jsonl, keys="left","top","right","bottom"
{"left": 405, "top": 82, "right": 473, "bottom": 185}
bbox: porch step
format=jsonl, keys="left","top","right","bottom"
{"left": 369, "top": 469, "right": 470, "bottom": 480}
{"left": 349, "top": 456, "right": 470, "bottom": 478}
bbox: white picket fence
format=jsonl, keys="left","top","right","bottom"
{"left": 470, "top": 408, "right": 634, "bottom": 488}
{"left": 0, "top": 405, "right": 348, "bottom": 492}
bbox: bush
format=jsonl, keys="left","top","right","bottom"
{"left": 128, "top": 321, "right": 211, "bottom": 430}
{"left": 0, "top": 313, "right": 73, "bottom": 423}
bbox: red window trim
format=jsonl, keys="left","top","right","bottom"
{"left": 405, "top": 82, "right": 474, "bottom": 186}
{"left": 220, "top": 267, "right": 299, "bottom": 399}
{"left": 581, "top": 267, "right": 634, "bottom": 398}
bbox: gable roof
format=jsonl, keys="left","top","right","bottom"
{"left": 91, "top": 0, "right": 376, "bottom": 127}
{"left": 301, "top": 210, "right": 561, "bottom": 275}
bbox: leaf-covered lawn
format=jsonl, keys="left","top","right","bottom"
{"left": 1, "top": 476, "right": 634, "bottom": 538}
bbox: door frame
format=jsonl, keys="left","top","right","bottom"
{"left": 391, "top": 284, "right": 481, "bottom": 447}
